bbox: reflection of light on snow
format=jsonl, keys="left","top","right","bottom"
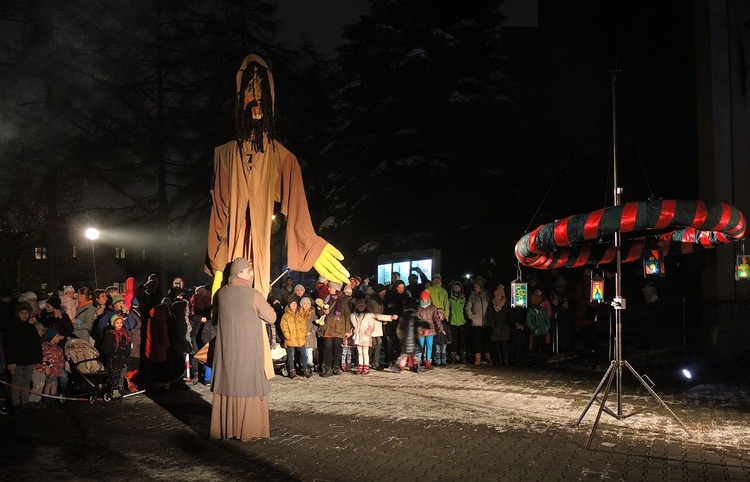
{"left": 319, "top": 216, "right": 336, "bottom": 230}
{"left": 243, "top": 368, "right": 750, "bottom": 452}
{"left": 406, "top": 47, "right": 428, "bottom": 58}
{"left": 358, "top": 241, "right": 379, "bottom": 253}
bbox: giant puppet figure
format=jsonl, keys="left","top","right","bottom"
{"left": 205, "top": 54, "right": 349, "bottom": 297}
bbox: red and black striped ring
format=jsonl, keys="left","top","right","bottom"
{"left": 514, "top": 199, "right": 746, "bottom": 269}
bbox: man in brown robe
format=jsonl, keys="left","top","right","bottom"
{"left": 205, "top": 54, "right": 349, "bottom": 299}
{"left": 210, "top": 257, "right": 276, "bottom": 440}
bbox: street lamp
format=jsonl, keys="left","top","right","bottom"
{"left": 85, "top": 228, "right": 100, "bottom": 288}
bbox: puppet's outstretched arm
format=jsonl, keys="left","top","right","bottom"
{"left": 313, "top": 243, "right": 350, "bottom": 286}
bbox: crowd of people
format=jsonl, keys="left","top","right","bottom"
{"left": 0, "top": 264, "right": 607, "bottom": 415}
{"left": 264, "top": 266, "right": 591, "bottom": 378}
{"left": 0, "top": 274, "right": 204, "bottom": 415}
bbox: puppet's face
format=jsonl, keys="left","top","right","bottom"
{"left": 243, "top": 65, "right": 264, "bottom": 120}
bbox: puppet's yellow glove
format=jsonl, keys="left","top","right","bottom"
{"left": 313, "top": 243, "right": 350, "bottom": 286}
{"left": 211, "top": 270, "right": 224, "bottom": 300}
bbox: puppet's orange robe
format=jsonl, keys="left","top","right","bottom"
{"left": 205, "top": 55, "right": 327, "bottom": 299}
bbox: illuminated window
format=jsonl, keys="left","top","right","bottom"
{"left": 116, "top": 247, "right": 126, "bottom": 259}
{"left": 34, "top": 247, "right": 47, "bottom": 260}
{"left": 72, "top": 246, "right": 77, "bottom": 259}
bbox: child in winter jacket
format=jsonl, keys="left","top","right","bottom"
{"left": 102, "top": 313, "right": 132, "bottom": 398}
{"left": 300, "top": 297, "right": 318, "bottom": 373}
{"left": 416, "top": 291, "right": 444, "bottom": 369}
{"left": 280, "top": 296, "right": 311, "bottom": 378}
{"left": 37, "top": 329, "right": 65, "bottom": 404}
{"left": 350, "top": 298, "right": 396, "bottom": 374}
{"left": 341, "top": 286, "right": 355, "bottom": 371}
{"left": 393, "top": 299, "right": 428, "bottom": 373}
{"left": 526, "top": 296, "right": 550, "bottom": 366}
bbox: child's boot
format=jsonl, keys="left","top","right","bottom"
{"left": 126, "top": 370, "right": 139, "bottom": 391}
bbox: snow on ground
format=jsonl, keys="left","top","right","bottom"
{"left": 266, "top": 365, "right": 750, "bottom": 451}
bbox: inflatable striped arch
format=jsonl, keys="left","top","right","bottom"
{"left": 514, "top": 199, "right": 746, "bottom": 269}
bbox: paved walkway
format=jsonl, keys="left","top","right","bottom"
{"left": 1, "top": 362, "right": 749, "bottom": 481}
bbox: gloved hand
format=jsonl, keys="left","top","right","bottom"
{"left": 313, "top": 243, "right": 350, "bottom": 286}
{"left": 211, "top": 270, "right": 224, "bottom": 300}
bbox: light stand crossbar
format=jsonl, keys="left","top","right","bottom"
{"left": 574, "top": 62, "right": 691, "bottom": 449}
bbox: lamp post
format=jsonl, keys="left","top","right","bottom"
{"left": 85, "top": 228, "right": 100, "bottom": 288}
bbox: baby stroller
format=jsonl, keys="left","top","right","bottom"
{"left": 270, "top": 344, "right": 288, "bottom": 377}
{"left": 64, "top": 338, "right": 113, "bottom": 404}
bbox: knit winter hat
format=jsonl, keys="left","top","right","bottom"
{"left": 419, "top": 290, "right": 431, "bottom": 301}
{"left": 45, "top": 329, "right": 59, "bottom": 341}
{"left": 328, "top": 281, "right": 342, "bottom": 291}
{"left": 294, "top": 284, "right": 305, "bottom": 293}
{"left": 110, "top": 313, "right": 124, "bottom": 325}
{"left": 111, "top": 294, "right": 125, "bottom": 306}
{"left": 287, "top": 295, "right": 300, "bottom": 306}
{"left": 46, "top": 295, "right": 62, "bottom": 310}
{"left": 63, "top": 285, "right": 75, "bottom": 294}
{"left": 15, "top": 302, "right": 33, "bottom": 317}
{"left": 299, "top": 296, "right": 312, "bottom": 307}
{"left": 354, "top": 298, "right": 367, "bottom": 310}
{"left": 18, "top": 291, "right": 38, "bottom": 303}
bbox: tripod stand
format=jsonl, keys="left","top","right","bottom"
{"left": 575, "top": 302, "right": 691, "bottom": 448}
{"left": 574, "top": 63, "right": 691, "bottom": 449}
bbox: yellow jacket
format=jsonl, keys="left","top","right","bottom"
{"left": 281, "top": 306, "right": 308, "bottom": 347}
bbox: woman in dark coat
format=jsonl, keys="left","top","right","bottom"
{"left": 487, "top": 284, "right": 511, "bottom": 366}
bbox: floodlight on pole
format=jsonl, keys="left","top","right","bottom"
{"left": 85, "top": 228, "right": 100, "bottom": 288}
{"left": 85, "top": 228, "right": 100, "bottom": 241}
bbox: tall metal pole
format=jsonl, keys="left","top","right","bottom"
{"left": 611, "top": 63, "right": 624, "bottom": 417}
{"left": 576, "top": 60, "right": 690, "bottom": 448}
{"left": 91, "top": 241, "right": 98, "bottom": 289}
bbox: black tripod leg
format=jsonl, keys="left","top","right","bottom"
{"left": 576, "top": 360, "right": 616, "bottom": 426}
{"left": 623, "top": 361, "right": 691, "bottom": 436}
{"left": 586, "top": 364, "right": 616, "bottom": 450}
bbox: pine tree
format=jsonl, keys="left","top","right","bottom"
{"left": 0, "top": 0, "right": 286, "bottom": 288}
{"left": 319, "top": 0, "right": 518, "bottom": 271}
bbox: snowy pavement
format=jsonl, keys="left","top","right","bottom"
{"left": 2, "top": 363, "right": 749, "bottom": 481}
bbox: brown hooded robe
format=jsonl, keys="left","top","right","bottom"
{"left": 210, "top": 276, "right": 277, "bottom": 440}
